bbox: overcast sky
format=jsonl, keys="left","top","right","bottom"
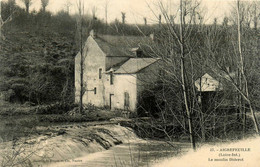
{"left": 12, "top": 0, "right": 257, "bottom": 24}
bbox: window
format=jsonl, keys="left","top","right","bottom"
{"left": 99, "top": 68, "right": 102, "bottom": 79}
{"left": 124, "top": 92, "right": 130, "bottom": 110}
{"left": 136, "top": 50, "right": 143, "bottom": 57}
{"left": 94, "top": 87, "right": 97, "bottom": 94}
{"left": 110, "top": 72, "right": 113, "bottom": 85}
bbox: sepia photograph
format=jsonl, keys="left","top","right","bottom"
{"left": 0, "top": 0, "right": 259, "bottom": 166}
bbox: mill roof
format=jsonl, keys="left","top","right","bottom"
{"left": 95, "top": 35, "right": 153, "bottom": 57}
{"left": 114, "top": 58, "right": 159, "bottom": 74}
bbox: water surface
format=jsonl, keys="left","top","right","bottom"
{"left": 48, "top": 140, "right": 190, "bottom": 167}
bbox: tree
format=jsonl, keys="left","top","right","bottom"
{"left": 0, "top": 0, "right": 4, "bottom": 40}
{"left": 158, "top": 14, "right": 161, "bottom": 26}
{"left": 144, "top": 17, "right": 147, "bottom": 25}
{"left": 41, "top": 0, "right": 49, "bottom": 12}
{"left": 121, "top": 12, "right": 125, "bottom": 24}
{"left": 64, "top": 0, "right": 72, "bottom": 14}
{"left": 203, "top": 0, "right": 260, "bottom": 137}
{"left": 178, "top": 0, "right": 196, "bottom": 150}
{"left": 92, "top": 6, "right": 97, "bottom": 20}
{"left": 75, "top": 0, "right": 87, "bottom": 114}
{"left": 235, "top": 0, "right": 259, "bottom": 134}
{"left": 104, "top": 0, "right": 110, "bottom": 25}
{"left": 21, "top": 0, "right": 32, "bottom": 13}
{"left": 142, "top": 0, "right": 203, "bottom": 150}
{"left": 0, "top": 0, "right": 14, "bottom": 42}
{"left": 252, "top": 1, "right": 260, "bottom": 30}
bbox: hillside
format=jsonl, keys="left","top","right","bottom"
{"left": 0, "top": 22, "right": 77, "bottom": 106}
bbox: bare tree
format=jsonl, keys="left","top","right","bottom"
{"left": 92, "top": 6, "right": 97, "bottom": 20}
{"left": 143, "top": 0, "right": 203, "bottom": 150}
{"left": 158, "top": 14, "right": 161, "bottom": 26}
{"left": 121, "top": 12, "right": 126, "bottom": 24}
{"left": 252, "top": 1, "right": 259, "bottom": 30}
{"left": 76, "top": 0, "right": 85, "bottom": 114}
{"left": 21, "top": 0, "right": 32, "bottom": 13}
{"left": 179, "top": 0, "right": 196, "bottom": 150}
{"left": 236, "top": 0, "right": 259, "bottom": 134}
{"left": 229, "top": 1, "right": 260, "bottom": 29}
{"left": 41, "top": 0, "right": 49, "bottom": 12}
{"left": 203, "top": 0, "right": 260, "bottom": 136}
{"left": 64, "top": 0, "right": 72, "bottom": 14}
{"left": 104, "top": 0, "right": 110, "bottom": 25}
{"left": 0, "top": 0, "right": 14, "bottom": 42}
{"left": 0, "top": 0, "right": 4, "bottom": 40}
{"left": 144, "top": 17, "right": 147, "bottom": 25}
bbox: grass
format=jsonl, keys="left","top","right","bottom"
{"left": 0, "top": 101, "right": 128, "bottom": 143}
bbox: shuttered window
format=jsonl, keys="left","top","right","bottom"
{"left": 124, "top": 92, "right": 130, "bottom": 109}
{"left": 110, "top": 72, "right": 113, "bottom": 85}
{"left": 99, "top": 68, "right": 102, "bottom": 79}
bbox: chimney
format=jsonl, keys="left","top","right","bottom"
{"left": 90, "top": 29, "right": 97, "bottom": 38}
{"left": 131, "top": 47, "right": 143, "bottom": 57}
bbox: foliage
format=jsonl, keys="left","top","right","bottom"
{"left": 35, "top": 102, "right": 77, "bottom": 115}
{"left": 0, "top": 1, "right": 78, "bottom": 105}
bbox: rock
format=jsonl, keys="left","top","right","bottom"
{"left": 57, "top": 129, "right": 66, "bottom": 135}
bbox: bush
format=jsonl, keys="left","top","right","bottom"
{"left": 35, "top": 102, "right": 78, "bottom": 115}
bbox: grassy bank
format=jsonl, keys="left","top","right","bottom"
{"left": 0, "top": 101, "right": 129, "bottom": 142}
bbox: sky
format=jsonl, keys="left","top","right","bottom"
{"left": 9, "top": 0, "right": 259, "bottom": 24}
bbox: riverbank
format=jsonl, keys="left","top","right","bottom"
{"left": 0, "top": 121, "right": 191, "bottom": 167}
{"left": 0, "top": 116, "right": 258, "bottom": 167}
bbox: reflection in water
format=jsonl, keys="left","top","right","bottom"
{"left": 49, "top": 140, "right": 190, "bottom": 167}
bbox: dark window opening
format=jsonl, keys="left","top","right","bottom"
{"left": 94, "top": 87, "right": 97, "bottom": 94}
{"left": 109, "top": 94, "right": 114, "bottom": 110}
{"left": 99, "top": 68, "right": 102, "bottom": 79}
{"left": 110, "top": 72, "right": 113, "bottom": 85}
{"left": 136, "top": 50, "right": 143, "bottom": 57}
{"left": 124, "top": 92, "right": 130, "bottom": 110}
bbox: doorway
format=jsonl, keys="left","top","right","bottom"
{"left": 109, "top": 94, "right": 114, "bottom": 110}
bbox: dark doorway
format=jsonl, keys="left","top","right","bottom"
{"left": 109, "top": 94, "right": 114, "bottom": 110}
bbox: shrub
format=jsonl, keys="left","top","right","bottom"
{"left": 35, "top": 102, "right": 78, "bottom": 115}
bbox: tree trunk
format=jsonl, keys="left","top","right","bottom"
{"left": 199, "top": 77, "right": 206, "bottom": 141}
{"left": 237, "top": 0, "right": 259, "bottom": 134}
{"left": 0, "top": 0, "right": 3, "bottom": 42}
{"left": 26, "top": 4, "right": 29, "bottom": 14}
{"left": 180, "top": 0, "right": 196, "bottom": 151}
{"left": 77, "top": 0, "right": 85, "bottom": 114}
{"left": 223, "top": 111, "right": 227, "bottom": 138}
{"left": 79, "top": 20, "right": 84, "bottom": 114}
{"left": 243, "top": 102, "right": 246, "bottom": 138}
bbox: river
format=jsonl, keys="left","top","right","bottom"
{"left": 0, "top": 115, "right": 191, "bottom": 167}
{"left": 48, "top": 140, "right": 190, "bottom": 167}
{"left": 1, "top": 115, "right": 259, "bottom": 167}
